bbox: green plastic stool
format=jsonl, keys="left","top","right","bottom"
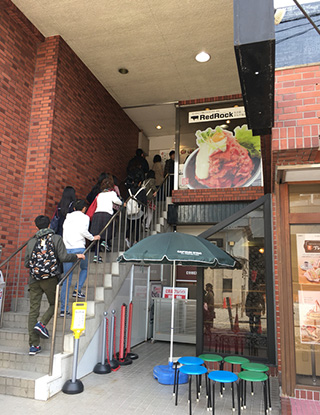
{"left": 238, "top": 371, "right": 268, "bottom": 415}
{"left": 241, "top": 362, "right": 271, "bottom": 411}
{"left": 223, "top": 356, "right": 250, "bottom": 372}
{"left": 198, "top": 354, "right": 224, "bottom": 402}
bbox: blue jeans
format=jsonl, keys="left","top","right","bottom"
{"left": 60, "top": 248, "right": 88, "bottom": 312}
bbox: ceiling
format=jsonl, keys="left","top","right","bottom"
{"left": 12, "top": 0, "right": 242, "bottom": 138}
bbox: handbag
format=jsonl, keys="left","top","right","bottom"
{"left": 50, "top": 206, "right": 59, "bottom": 232}
{"left": 86, "top": 196, "right": 98, "bottom": 219}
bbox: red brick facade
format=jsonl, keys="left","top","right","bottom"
{"left": 0, "top": 2, "right": 139, "bottom": 299}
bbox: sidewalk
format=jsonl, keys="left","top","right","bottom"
{"left": 0, "top": 341, "right": 281, "bottom": 414}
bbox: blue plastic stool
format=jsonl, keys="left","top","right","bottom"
{"left": 173, "top": 356, "right": 204, "bottom": 396}
{"left": 175, "top": 364, "right": 208, "bottom": 415}
{"left": 208, "top": 370, "right": 239, "bottom": 414}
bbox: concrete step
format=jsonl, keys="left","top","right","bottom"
{"left": 0, "top": 327, "right": 65, "bottom": 351}
{"left": 0, "top": 344, "right": 50, "bottom": 373}
{"left": 0, "top": 367, "right": 42, "bottom": 398}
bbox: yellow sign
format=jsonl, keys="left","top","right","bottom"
{"left": 71, "top": 302, "right": 87, "bottom": 339}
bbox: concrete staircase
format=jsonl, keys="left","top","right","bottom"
{"left": 0, "top": 200, "right": 172, "bottom": 400}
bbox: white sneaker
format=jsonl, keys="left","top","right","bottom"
{"left": 125, "top": 238, "right": 131, "bottom": 248}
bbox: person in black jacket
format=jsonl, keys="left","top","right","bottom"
{"left": 126, "top": 148, "right": 149, "bottom": 177}
{"left": 25, "top": 215, "right": 85, "bottom": 355}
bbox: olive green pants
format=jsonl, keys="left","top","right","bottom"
{"left": 28, "top": 277, "right": 58, "bottom": 346}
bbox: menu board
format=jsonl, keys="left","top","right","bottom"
{"left": 298, "top": 290, "right": 320, "bottom": 344}
{"left": 296, "top": 234, "right": 320, "bottom": 284}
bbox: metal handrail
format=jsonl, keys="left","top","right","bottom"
{"left": 0, "top": 174, "right": 173, "bottom": 377}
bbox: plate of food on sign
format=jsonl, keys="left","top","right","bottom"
{"left": 183, "top": 125, "right": 261, "bottom": 189}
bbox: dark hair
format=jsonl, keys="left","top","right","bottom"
{"left": 136, "top": 148, "right": 144, "bottom": 157}
{"left": 35, "top": 215, "right": 50, "bottom": 229}
{"left": 97, "top": 172, "right": 108, "bottom": 185}
{"left": 206, "top": 283, "right": 213, "bottom": 289}
{"left": 147, "top": 169, "right": 155, "bottom": 179}
{"left": 100, "top": 175, "right": 114, "bottom": 191}
{"left": 74, "top": 199, "right": 87, "bottom": 211}
{"left": 59, "top": 186, "right": 76, "bottom": 216}
{"left": 169, "top": 150, "right": 175, "bottom": 157}
{"left": 153, "top": 154, "right": 161, "bottom": 163}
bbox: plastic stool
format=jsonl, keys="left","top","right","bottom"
{"left": 198, "top": 354, "right": 223, "bottom": 399}
{"left": 175, "top": 364, "right": 208, "bottom": 415}
{"left": 223, "top": 355, "right": 250, "bottom": 373}
{"left": 241, "top": 362, "right": 272, "bottom": 411}
{"left": 173, "top": 356, "right": 204, "bottom": 396}
{"left": 238, "top": 371, "right": 268, "bottom": 415}
{"left": 208, "top": 370, "right": 239, "bottom": 414}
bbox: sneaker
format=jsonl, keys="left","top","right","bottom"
{"left": 125, "top": 238, "right": 131, "bottom": 248}
{"left": 72, "top": 290, "right": 85, "bottom": 299}
{"left": 93, "top": 255, "right": 103, "bottom": 263}
{"left": 34, "top": 321, "right": 50, "bottom": 339}
{"left": 101, "top": 241, "right": 111, "bottom": 252}
{"left": 29, "top": 345, "right": 41, "bottom": 355}
{"left": 60, "top": 311, "right": 71, "bottom": 318}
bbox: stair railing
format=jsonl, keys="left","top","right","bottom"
{"left": 0, "top": 173, "right": 173, "bottom": 376}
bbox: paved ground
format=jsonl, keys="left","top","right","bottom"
{"left": 1, "top": 341, "right": 281, "bottom": 415}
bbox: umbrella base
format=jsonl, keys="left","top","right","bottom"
{"left": 153, "top": 363, "right": 188, "bottom": 385}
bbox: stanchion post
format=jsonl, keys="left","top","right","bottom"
{"left": 109, "top": 309, "right": 120, "bottom": 370}
{"left": 93, "top": 311, "right": 111, "bottom": 374}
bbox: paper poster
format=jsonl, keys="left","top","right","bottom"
{"left": 162, "top": 287, "right": 188, "bottom": 299}
{"left": 150, "top": 284, "right": 161, "bottom": 298}
{"left": 296, "top": 234, "right": 320, "bottom": 285}
{"left": 298, "top": 290, "right": 320, "bottom": 344}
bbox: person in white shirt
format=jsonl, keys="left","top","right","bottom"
{"left": 90, "top": 175, "right": 123, "bottom": 262}
{"left": 60, "top": 199, "right": 100, "bottom": 317}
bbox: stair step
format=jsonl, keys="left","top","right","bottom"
{"left": 0, "top": 344, "right": 50, "bottom": 373}
{"left": 0, "top": 327, "right": 64, "bottom": 351}
{"left": 0, "top": 367, "right": 43, "bottom": 398}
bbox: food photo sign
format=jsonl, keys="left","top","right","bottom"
{"left": 180, "top": 106, "right": 262, "bottom": 189}
{"left": 298, "top": 290, "right": 320, "bottom": 344}
{"left": 296, "top": 234, "right": 320, "bottom": 285}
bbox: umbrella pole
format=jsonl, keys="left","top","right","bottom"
{"left": 169, "top": 261, "right": 176, "bottom": 365}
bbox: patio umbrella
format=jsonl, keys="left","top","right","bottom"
{"left": 118, "top": 232, "right": 237, "bottom": 384}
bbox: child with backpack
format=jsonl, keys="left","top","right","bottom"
{"left": 25, "top": 215, "right": 85, "bottom": 355}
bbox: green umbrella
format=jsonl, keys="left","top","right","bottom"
{"left": 118, "top": 232, "right": 236, "bottom": 267}
{"left": 118, "top": 232, "right": 236, "bottom": 372}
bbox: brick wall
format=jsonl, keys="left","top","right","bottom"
{"left": 172, "top": 187, "right": 264, "bottom": 203}
{"left": 46, "top": 36, "right": 139, "bottom": 215}
{"left": 0, "top": 3, "right": 43, "bottom": 258}
{"left": 0, "top": 2, "right": 140, "bottom": 302}
{"left": 273, "top": 64, "right": 320, "bottom": 154}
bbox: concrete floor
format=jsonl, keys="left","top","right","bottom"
{"left": 0, "top": 341, "right": 281, "bottom": 415}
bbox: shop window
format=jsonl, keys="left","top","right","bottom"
{"left": 200, "top": 195, "right": 275, "bottom": 363}
{"left": 290, "top": 224, "right": 320, "bottom": 387}
{"left": 289, "top": 184, "right": 320, "bottom": 213}
{"left": 223, "top": 278, "right": 233, "bottom": 292}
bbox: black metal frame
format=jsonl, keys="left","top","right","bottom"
{"left": 196, "top": 194, "right": 277, "bottom": 365}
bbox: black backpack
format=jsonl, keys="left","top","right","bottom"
{"left": 29, "top": 234, "right": 59, "bottom": 280}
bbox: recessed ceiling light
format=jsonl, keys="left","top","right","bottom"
{"left": 226, "top": 120, "right": 230, "bottom": 124}
{"left": 118, "top": 68, "right": 129, "bottom": 74}
{"left": 156, "top": 125, "right": 162, "bottom": 130}
{"left": 195, "top": 52, "right": 211, "bottom": 63}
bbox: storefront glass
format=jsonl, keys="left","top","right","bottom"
{"left": 202, "top": 205, "right": 269, "bottom": 360}
{"left": 289, "top": 184, "right": 320, "bottom": 213}
{"left": 290, "top": 225, "right": 320, "bottom": 386}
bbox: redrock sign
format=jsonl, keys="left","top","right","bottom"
{"left": 188, "top": 106, "right": 246, "bottom": 123}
